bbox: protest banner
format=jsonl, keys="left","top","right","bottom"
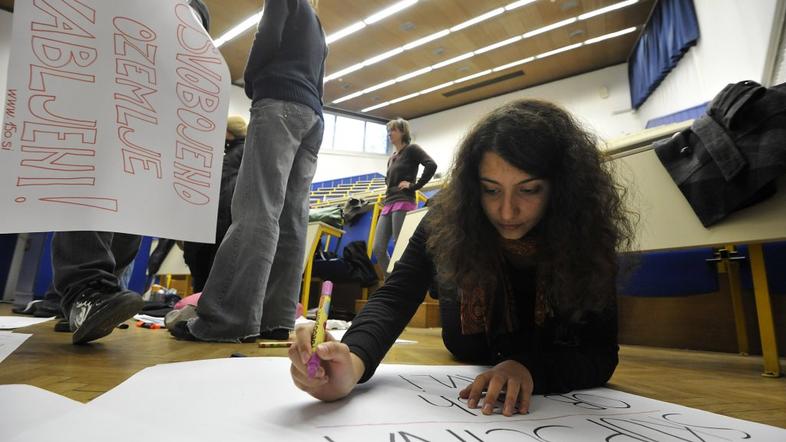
{"left": 1, "top": 0, "right": 230, "bottom": 242}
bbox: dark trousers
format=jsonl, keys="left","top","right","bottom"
{"left": 182, "top": 242, "right": 217, "bottom": 293}
{"left": 52, "top": 231, "right": 141, "bottom": 316}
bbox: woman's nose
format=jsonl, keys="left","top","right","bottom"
{"left": 499, "top": 194, "right": 518, "bottom": 220}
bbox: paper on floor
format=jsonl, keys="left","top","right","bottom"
{"left": 73, "top": 357, "right": 786, "bottom": 441}
{"left": 0, "top": 331, "right": 30, "bottom": 363}
{"left": 0, "top": 316, "right": 55, "bottom": 330}
{"left": 0, "top": 384, "right": 82, "bottom": 441}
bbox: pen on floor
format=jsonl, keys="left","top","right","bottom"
{"left": 136, "top": 321, "right": 161, "bottom": 329}
{"left": 307, "top": 280, "right": 332, "bottom": 378}
{"left": 258, "top": 341, "right": 293, "bottom": 348}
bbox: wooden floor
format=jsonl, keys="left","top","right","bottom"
{"left": 1, "top": 303, "right": 784, "bottom": 429}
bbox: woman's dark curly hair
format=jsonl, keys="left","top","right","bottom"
{"left": 426, "top": 99, "right": 636, "bottom": 315}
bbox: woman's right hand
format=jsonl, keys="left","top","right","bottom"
{"left": 288, "top": 323, "right": 365, "bottom": 402}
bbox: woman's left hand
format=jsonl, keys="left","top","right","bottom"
{"left": 397, "top": 180, "right": 412, "bottom": 190}
{"left": 459, "top": 359, "right": 533, "bottom": 416}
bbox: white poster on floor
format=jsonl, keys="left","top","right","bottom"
{"left": 11, "top": 357, "right": 779, "bottom": 442}
{"left": 0, "top": 0, "right": 230, "bottom": 242}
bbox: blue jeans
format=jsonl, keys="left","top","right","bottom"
{"left": 51, "top": 231, "right": 141, "bottom": 316}
{"left": 189, "top": 99, "right": 323, "bottom": 342}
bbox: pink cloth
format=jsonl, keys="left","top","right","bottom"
{"left": 380, "top": 200, "right": 417, "bottom": 216}
{"left": 174, "top": 292, "right": 201, "bottom": 310}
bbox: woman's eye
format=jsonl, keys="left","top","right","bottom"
{"left": 521, "top": 186, "right": 541, "bottom": 194}
{"left": 482, "top": 187, "right": 499, "bottom": 195}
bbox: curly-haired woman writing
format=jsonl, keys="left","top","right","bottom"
{"left": 289, "top": 99, "right": 635, "bottom": 416}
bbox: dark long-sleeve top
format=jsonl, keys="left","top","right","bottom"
{"left": 342, "top": 215, "right": 619, "bottom": 394}
{"left": 383, "top": 144, "right": 437, "bottom": 206}
{"left": 243, "top": 0, "right": 327, "bottom": 118}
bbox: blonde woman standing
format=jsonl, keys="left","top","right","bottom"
{"left": 372, "top": 118, "right": 437, "bottom": 276}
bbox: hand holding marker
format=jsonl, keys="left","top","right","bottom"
{"left": 307, "top": 281, "right": 332, "bottom": 378}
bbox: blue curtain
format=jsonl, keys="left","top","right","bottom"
{"left": 628, "top": 0, "right": 700, "bottom": 109}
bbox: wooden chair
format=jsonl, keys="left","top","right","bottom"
{"left": 152, "top": 240, "right": 192, "bottom": 297}
{"left": 300, "top": 221, "right": 345, "bottom": 310}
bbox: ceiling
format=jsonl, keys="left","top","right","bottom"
{"left": 0, "top": 0, "right": 656, "bottom": 120}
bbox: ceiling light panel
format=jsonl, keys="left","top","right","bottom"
{"left": 325, "top": 21, "right": 367, "bottom": 45}
{"left": 402, "top": 29, "right": 450, "bottom": 50}
{"left": 362, "top": 102, "right": 391, "bottom": 112}
{"left": 454, "top": 69, "right": 493, "bottom": 84}
{"left": 505, "top": 0, "right": 538, "bottom": 11}
{"left": 449, "top": 8, "right": 505, "bottom": 32}
{"left": 431, "top": 52, "right": 475, "bottom": 70}
{"left": 364, "top": 0, "right": 419, "bottom": 25}
{"left": 579, "top": 0, "right": 639, "bottom": 20}
{"left": 214, "top": 11, "right": 263, "bottom": 48}
{"left": 522, "top": 17, "right": 577, "bottom": 39}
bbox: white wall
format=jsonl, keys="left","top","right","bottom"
{"left": 227, "top": 84, "right": 252, "bottom": 122}
{"left": 226, "top": 84, "right": 389, "bottom": 182}
{"left": 0, "top": 9, "right": 13, "bottom": 114}
{"left": 636, "top": 0, "right": 779, "bottom": 122}
{"left": 410, "top": 64, "right": 643, "bottom": 172}
{"left": 311, "top": 151, "right": 388, "bottom": 182}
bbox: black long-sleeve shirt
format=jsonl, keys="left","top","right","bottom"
{"left": 384, "top": 144, "right": 437, "bottom": 205}
{"left": 342, "top": 215, "right": 619, "bottom": 394}
{"left": 243, "top": 0, "right": 327, "bottom": 118}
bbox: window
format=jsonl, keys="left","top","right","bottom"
{"left": 364, "top": 122, "right": 389, "bottom": 154}
{"left": 321, "top": 113, "right": 336, "bottom": 150}
{"left": 320, "top": 111, "right": 389, "bottom": 155}
{"left": 333, "top": 116, "right": 366, "bottom": 152}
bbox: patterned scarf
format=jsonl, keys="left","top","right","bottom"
{"left": 459, "top": 236, "right": 551, "bottom": 335}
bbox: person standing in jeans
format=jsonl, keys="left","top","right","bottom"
{"left": 169, "top": 0, "right": 327, "bottom": 342}
{"left": 372, "top": 118, "right": 437, "bottom": 277}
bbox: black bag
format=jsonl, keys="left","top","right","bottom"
{"left": 311, "top": 252, "right": 353, "bottom": 284}
{"left": 654, "top": 80, "right": 786, "bottom": 227}
{"left": 342, "top": 241, "right": 379, "bottom": 287}
{"left": 342, "top": 198, "right": 374, "bottom": 226}
{"left": 311, "top": 241, "right": 378, "bottom": 287}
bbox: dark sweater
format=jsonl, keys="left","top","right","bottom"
{"left": 384, "top": 144, "right": 437, "bottom": 205}
{"left": 342, "top": 214, "right": 619, "bottom": 394}
{"left": 243, "top": 0, "right": 327, "bottom": 118}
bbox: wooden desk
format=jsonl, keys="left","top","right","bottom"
{"left": 614, "top": 148, "right": 786, "bottom": 377}
{"left": 301, "top": 221, "right": 344, "bottom": 310}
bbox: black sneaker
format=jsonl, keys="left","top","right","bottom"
{"left": 34, "top": 299, "right": 64, "bottom": 318}
{"left": 69, "top": 286, "right": 143, "bottom": 344}
{"left": 258, "top": 328, "right": 290, "bottom": 341}
{"left": 168, "top": 320, "right": 197, "bottom": 341}
{"left": 54, "top": 319, "right": 71, "bottom": 332}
